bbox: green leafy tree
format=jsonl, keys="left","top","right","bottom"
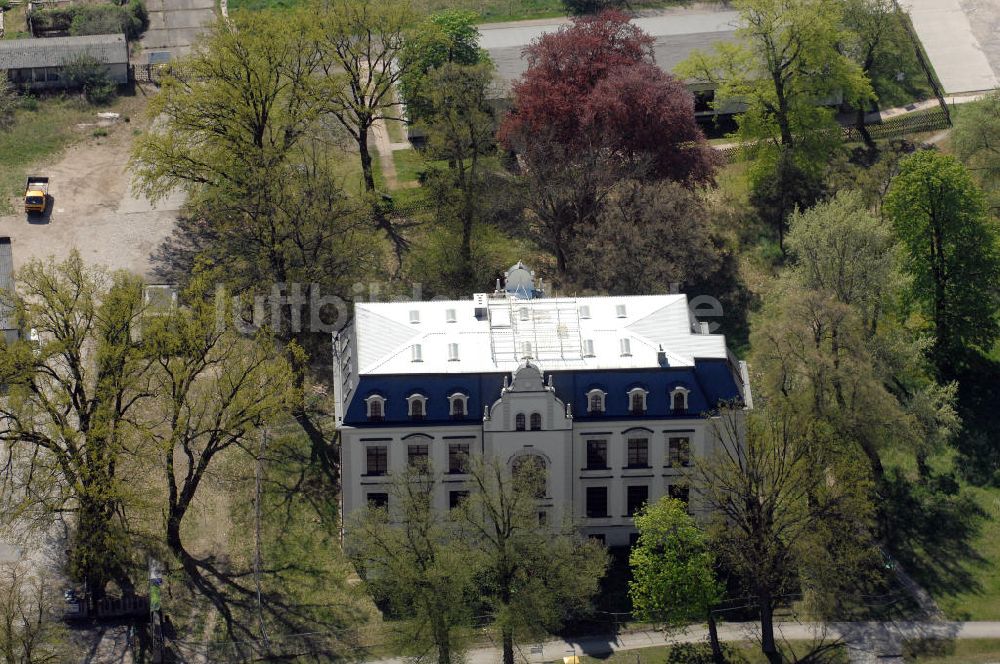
{"left": 130, "top": 11, "right": 326, "bottom": 203}
{"left": 785, "top": 190, "right": 902, "bottom": 335}
{"left": 316, "top": 0, "right": 414, "bottom": 195}
{"left": 455, "top": 457, "right": 608, "bottom": 664}
{"left": 61, "top": 55, "right": 116, "bottom": 105}
{"left": 0, "top": 563, "right": 71, "bottom": 664}
{"left": 142, "top": 276, "right": 295, "bottom": 588}
{"left": 678, "top": 0, "right": 872, "bottom": 179}
{"left": 628, "top": 497, "right": 721, "bottom": 627}
{"left": 0, "top": 254, "right": 149, "bottom": 603}
{"left": 760, "top": 191, "right": 960, "bottom": 480}
{"left": 695, "top": 406, "right": 876, "bottom": 664}
{"left": 419, "top": 62, "right": 499, "bottom": 291}
{"left": 398, "top": 9, "right": 488, "bottom": 123}
{"left": 952, "top": 90, "right": 1000, "bottom": 213}
{"left": 347, "top": 469, "right": 474, "bottom": 664}
{"left": 842, "top": 0, "right": 902, "bottom": 147}
{"left": 883, "top": 150, "right": 1000, "bottom": 374}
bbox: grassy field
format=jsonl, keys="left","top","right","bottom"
{"left": 1, "top": 4, "right": 31, "bottom": 39}
{"left": 904, "top": 638, "right": 1000, "bottom": 663}
{"left": 391, "top": 148, "right": 428, "bottom": 186}
{"left": 0, "top": 93, "right": 139, "bottom": 215}
{"left": 934, "top": 485, "right": 1000, "bottom": 620}
{"left": 226, "top": 0, "right": 695, "bottom": 21}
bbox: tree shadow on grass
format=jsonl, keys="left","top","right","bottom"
{"left": 880, "top": 469, "right": 988, "bottom": 609}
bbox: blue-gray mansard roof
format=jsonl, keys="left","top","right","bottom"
{"left": 341, "top": 359, "right": 745, "bottom": 426}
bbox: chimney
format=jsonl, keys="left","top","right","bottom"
{"left": 657, "top": 345, "right": 668, "bottom": 367}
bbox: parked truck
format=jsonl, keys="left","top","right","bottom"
{"left": 24, "top": 176, "right": 49, "bottom": 215}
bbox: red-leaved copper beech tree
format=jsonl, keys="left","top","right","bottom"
{"left": 497, "top": 11, "right": 718, "bottom": 272}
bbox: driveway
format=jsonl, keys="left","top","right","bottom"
{"left": 902, "top": 0, "right": 1000, "bottom": 94}
{"left": 0, "top": 123, "right": 181, "bottom": 280}
{"left": 136, "top": 0, "right": 216, "bottom": 63}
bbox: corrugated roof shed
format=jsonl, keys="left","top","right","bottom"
{"left": 479, "top": 10, "right": 740, "bottom": 90}
{"left": 0, "top": 33, "right": 128, "bottom": 70}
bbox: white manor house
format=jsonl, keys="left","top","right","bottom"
{"left": 333, "top": 263, "right": 752, "bottom": 546}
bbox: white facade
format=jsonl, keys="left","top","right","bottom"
{"left": 335, "top": 263, "right": 750, "bottom": 547}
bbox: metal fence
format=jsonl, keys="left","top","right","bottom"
{"left": 716, "top": 107, "right": 952, "bottom": 163}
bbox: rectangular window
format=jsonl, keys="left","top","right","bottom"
{"left": 627, "top": 438, "right": 649, "bottom": 468}
{"left": 589, "top": 533, "right": 606, "bottom": 546}
{"left": 366, "top": 446, "right": 387, "bottom": 476}
{"left": 367, "top": 492, "right": 389, "bottom": 509}
{"left": 669, "top": 484, "right": 690, "bottom": 506}
{"left": 449, "top": 490, "right": 469, "bottom": 509}
{"left": 448, "top": 443, "right": 470, "bottom": 474}
{"left": 627, "top": 485, "right": 649, "bottom": 516}
{"left": 668, "top": 437, "right": 691, "bottom": 467}
{"left": 407, "top": 444, "right": 429, "bottom": 470}
{"left": 586, "top": 486, "right": 608, "bottom": 518}
{"left": 586, "top": 440, "right": 608, "bottom": 469}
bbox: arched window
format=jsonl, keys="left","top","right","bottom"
{"left": 512, "top": 455, "right": 546, "bottom": 498}
{"left": 530, "top": 413, "right": 542, "bottom": 430}
{"left": 515, "top": 413, "right": 526, "bottom": 431}
{"left": 449, "top": 393, "right": 468, "bottom": 418}
{"left": 587, "top": 389, "right": 605, "bottom": 414}
{"left": 628, "top": 388, "right": 647, "bottom": 415}
{"left": 365, "top": 395, "right": 385, "bottom": 421}
{"left": 407, "top": 394, "right": 427, "bottom": 420}
{"left": 671, "top": 387, "right": 689, "bottom": 413}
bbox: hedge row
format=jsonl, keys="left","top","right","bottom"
{"left": 29, "top": 0, "right": 148, "bottom": 40}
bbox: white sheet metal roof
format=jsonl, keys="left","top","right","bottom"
{"left": 353, "top": 294, "right": 729, "bottom": 376}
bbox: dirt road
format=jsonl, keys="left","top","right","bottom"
{"left": 0, "top": 115, "right": 181, "bottom": 280}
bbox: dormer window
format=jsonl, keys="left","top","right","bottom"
{"left": 407, "top": 394, "right": 427, "bottom": 420}
{"left": 449, "top": 393, "right": 468, "bottom": 418}
{"left": 521, "top": 341, "right": 533, "bottom": 359}
{"left": 628, "top": 388, "right": 648, "bottom": 416}
{"left": 582, "top": 339, "right": 595, "bottom": 357}
{"left": 579, "top": 305, "right": 591, "bottom": 319}
{"left": 448, "top": 343, "right": 460, "bottom": 361}
{"left": 616, "top": 304, "right": 627, "bottom": 318}
{"left": 365, "top": 395, "right": 386, "bottom": 422}
{"left": 409, "top": 309, "right": 420, "bottom": 324}
{"left": 619, "top": 338, "right": 631, "bottom": 357}
{"left": 411, "top": 344, "right": 423, "bottom": 362}
{"left": 671, "top": 387, "right": 690, "bottom": 413}
{"left": 587, "top": 389, "right": 606, "bottom": 414}
{"left": 530, "top": 413, "right": 542, "bottom": 430}
{"left": 446, "top": 308, "right": 456, "bottom": 323}
{"left": 515, "top": 413, "right": 526, "bottom": 431}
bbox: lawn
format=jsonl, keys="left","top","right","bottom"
{"left": 934, "top": 485, "right": 1000, "bottom": 620}
{"left": 391, "top": 148, "right": 428, "bottom": 186}
{"left": 226, "top": 0, "right": 696, "bottom": 21}
{"left": 0, "top": 93, "right": 134, "bottom": 215}
{"left": 580, "top": 640, "right": 848, "bottom": 664}
{"left": 1, "top": 4, "right": 31, "bottom": 39}
{"left": 904, "top": 638, "right": 1000, "bottom": 663}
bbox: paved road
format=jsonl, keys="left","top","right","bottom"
{"left": 136, "top": 0, "right": 216, "bottom": 64}
{"left": 903, "top": 0, "right": 1000, "bottom": 94}
{"left": 364, "top": 621, "right": 1000, "bottom": 664}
